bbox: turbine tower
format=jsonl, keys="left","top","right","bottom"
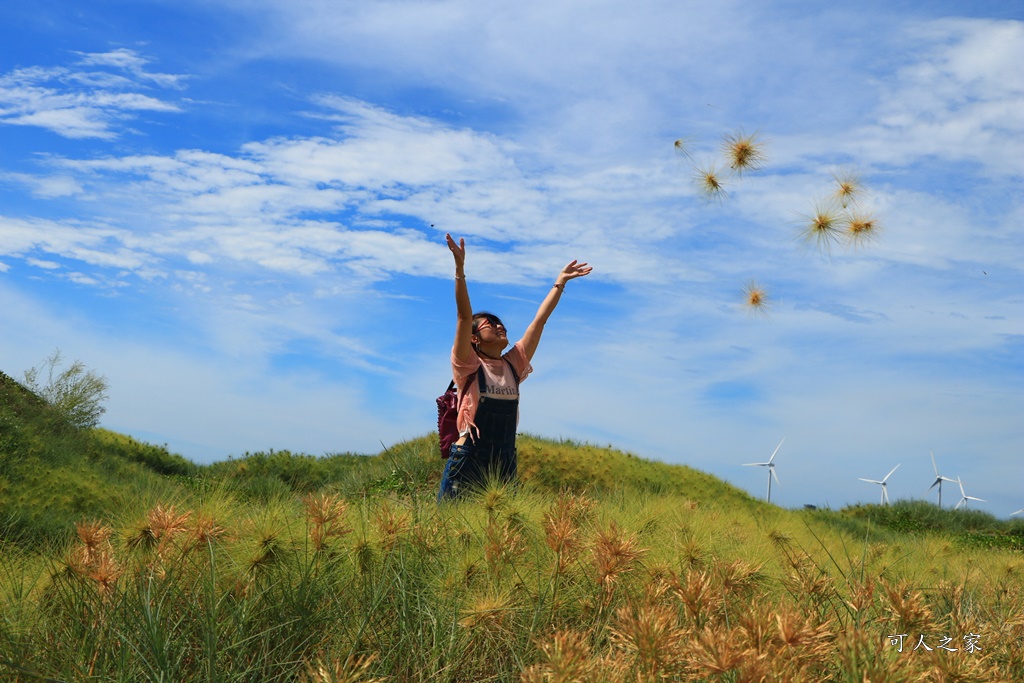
{"left": 953, "top": 478, "right": 986, "bottom": 510}
{"left": 744, "top": 438, "right": 784, "bottom": 504}
{"left": 859, "top": 464, "right": 900, "bottom": 505}
{"left": 925, "top": 450, "right": 957, "bottom": 508}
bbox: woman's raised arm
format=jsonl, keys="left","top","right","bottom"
{"left": 448, "top": 234, "right": 475, "bottom": 362}
{"left": 521, "top": 259, "right": 592, "bottom": 361}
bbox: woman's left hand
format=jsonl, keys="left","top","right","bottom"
{"left": 556, "top": 260, "right": 593, "bottom": 285}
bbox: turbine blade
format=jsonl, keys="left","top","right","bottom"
{"left": 771, "top": 467, "right": 780, "bottom": 484}
{"left": 883, "top": 464, "right": 900, "bottom": 482}
{"left": 768, "top": 438, "right": 785, "bottom": 464}
{"left": 930, "top": 450, "right": 938, "bottom": 476}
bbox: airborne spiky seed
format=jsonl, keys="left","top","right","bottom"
{"left": 722, "top": 129, "right": 766, "bottom": 175}
{"left": 693, "top": 162, "right": 728, "bottom": 203}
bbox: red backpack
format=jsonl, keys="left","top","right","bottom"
{"left": 435, "top": 360, "right": 518, "bottom": 458}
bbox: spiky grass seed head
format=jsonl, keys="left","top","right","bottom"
{"left": 722, "top": 129, "right": 766, "bottom": 175}
{"left": 693, "top": 162, "right": 728, "bottom": 203}
{"left": 527, "top": 631, "right": 595, "bottom": 683}
{"left": 673, "top": 137, "right": 694, "bottom": 161}
{"left": 593, "top": 522, "right": 646, "bottom": 591}
{"left": 831, "top": 170, "right": 863, "bottom": 208}
{"left": 844, "top": 211, "right": 881, "bottom": 248}
{"left": 799, "top": 201, "right": 843, "bottom": 256}
{"left": 75, "top": 520, "right": 112, "bottom": 552}
{"left": 458, "top": 590, "right": 515, "bottom": 635}
{"left": 300, "top": 654, "right": 383, "bottom": 683}
{"left": 148, "top": 504, "right": 191, "bottom": 542}
{"left": 742, "top": 280, "right": 771, "bottom": 318}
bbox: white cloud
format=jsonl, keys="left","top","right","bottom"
{"left": 4, "top": 106, "right": 118, "bottom": 140}
{"left": 846, "top": 19, "right": 1024, "bottom": 175}
{"left": 26, "top": 258, "right": 61, "bottom": 269}
{"left": 0, "top": 50, "right": 186, "bottom": 139}
{"left": 0, "top": 215, "right": 152, "bottom": 273}
{"left": 4, "top": 15, "right": 1017, "bottom": 304}
{"left": 2, "top": 172, "right": 83, "bottom": 198}
{"left": 74, "top": 48, "right": 189, "bottom": 89}
{"left": 8, "top": 100, "right": 570, "bottom": 285}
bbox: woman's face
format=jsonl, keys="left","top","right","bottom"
{"left": 473, "top": 317, "right": 508, "bottom": 347}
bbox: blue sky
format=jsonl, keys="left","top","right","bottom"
{"left": 1, "top": 0, "right": 1021, "bottom": 515}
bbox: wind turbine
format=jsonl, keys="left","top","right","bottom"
{"left": 744, "top": 438, "right": 784, "bottom": 504}
{"left": 953, "top": 478, "right": 987, "bottom": 510}
{"left": 925, "top": 450, "right": 958, "bottom": 508}
{"left": 859, "top": 464, "right": 900, "bottom": 505}
{"left": 1012, "top": 509, "right": 1024, "bottom": 517}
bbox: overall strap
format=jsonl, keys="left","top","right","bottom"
{"left": 503, "top": 358, "right": 520, "bottom": 387}
{"left": 474, "top": 357, "right": 519, "bottom": 403}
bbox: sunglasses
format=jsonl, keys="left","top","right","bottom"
{"left": 475, "top": 319, "right": 506, "bottom": 333}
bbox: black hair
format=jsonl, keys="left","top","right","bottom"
{"left": 471, "top": 311, "right": 504, "bottom": 335}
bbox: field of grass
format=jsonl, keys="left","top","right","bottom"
{"left": 2, "top": 372, "right": 1024, "bottom": 681}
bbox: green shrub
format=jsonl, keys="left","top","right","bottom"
{"left": 21, "top": 350, "right": 108, "bottom": 430}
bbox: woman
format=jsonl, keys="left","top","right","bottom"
{"left": 437, "top": 233, "right": 592, "bottom": 500}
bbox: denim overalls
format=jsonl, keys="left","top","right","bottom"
{"left": 437, "top": 358, "right": 519, "bottom": 501}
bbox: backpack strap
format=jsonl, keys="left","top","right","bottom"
{"left": 447, "top": 369, "right": 479, "bottom": 408}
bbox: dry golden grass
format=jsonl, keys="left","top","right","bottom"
{"left": 543, "top": 494, "right": 585, "bottom": 573}
{"left": 372, "top": 499, "right": 409, "bottom": 552}
{"left": 521, "top": 630, "right": 594, "bottom": 683}
{"left": 484, "top": 516, "right": 527, "bottom": 574}
{"left": 458, "top": 589, "right": 516, "bottom": 635}
{"left": 61, "top": 520, "right": 122, "bottom": 599}
{"left": 300, "top": 653, "right": 384, "bottom": 683}
{"left": 592, "top": 521, "right": 646, "bottom": 596}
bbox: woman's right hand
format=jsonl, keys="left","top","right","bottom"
{"left": 446, "top": 233, "right": 466, "bottom": 269}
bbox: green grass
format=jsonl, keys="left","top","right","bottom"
{"left": 3, "top": 479, "right": 1022, "bottom": 681}
{"left": 3, "top": 370, "right": 1024, "bottom": 681}
{"left": 0, "top": 371, "right": 189, "bottom": 546}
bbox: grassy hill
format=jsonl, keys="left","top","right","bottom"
{"left": 2, "top": 364, "right": 765, "bottom": 541}
{"left": 3, "top": 364, "right": 1021, "bottom": 550}
{"left": 0, "top": 370, "right": 196, "bottom": 545}
{"left": 3, "top": 369, "right": 1024, "bottom": 681}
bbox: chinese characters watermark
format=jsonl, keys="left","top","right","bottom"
{"left": 886, "top": 633, "right": 982, "bottom": 654}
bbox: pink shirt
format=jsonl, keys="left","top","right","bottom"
{"left": 452, "top": 340, "right": 533, "bottom": 440}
